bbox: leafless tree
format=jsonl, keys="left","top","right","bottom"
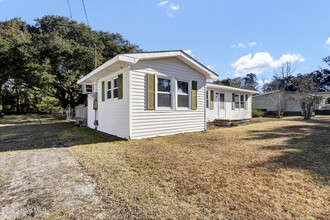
{"left": 295, "top": 75, "right": 317, "bottom": 119}
{"left": 269, "top": 62, "right": 295, "bottom": 118}
{"left": 261, "top": 77, "right": 267, "bottom": 93}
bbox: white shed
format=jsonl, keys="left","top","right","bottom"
{"left": 77, "top": 50, "right": 258, "bottom": 139}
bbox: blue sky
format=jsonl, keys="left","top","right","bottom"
{"left": 1, "top": 0, "right": 329, "bottom": 85}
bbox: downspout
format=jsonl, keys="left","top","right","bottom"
{"left": 128, "top": 64, "right": 132, "bottom": 139}
{"left": 204, "top": 81, "right": 207, "bottom": 131}
{"left": 94, "top": 82, "right": 98, "bottom": 130}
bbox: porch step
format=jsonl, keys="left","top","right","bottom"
{"left": 214, "top": 119, "right": 250, "bottom": 127}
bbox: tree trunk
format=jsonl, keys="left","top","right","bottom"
{"left": 15, "top": 85, "right": 20, "bottom": 113}
{"left": 277, "top": 105, "right": 281, "bottom": 118}
{"left": 305, "top": 103, "right": 312, "bottom": 120}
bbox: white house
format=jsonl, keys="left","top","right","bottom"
{"left": 315, "top": 92, "right": 330, "bottom": 111}
{"left": 253, "top": 91, "right": 303, "bottom": 115}
{"left": 77, "top": 50, "right": 258, "bottom": 139}
{"left": 253, "top": 91, "right": 330, "bottom": 115}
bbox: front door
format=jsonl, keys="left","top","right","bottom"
{"left": 216, "top": 92, "right": 226, "bottom": 118}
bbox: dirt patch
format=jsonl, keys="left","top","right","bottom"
{"left": 0, "top": 148, "right": 109, "bottom": 219}
{"left": 0, "top": 115, "right": 110, "bottom": 219}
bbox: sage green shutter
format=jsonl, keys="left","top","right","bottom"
{"left": 210, "top": 90, "right": 214, "bottom": 110}
{"left": 118, "top": 74, "right": 123, "bottom": 100}
{"left": 191, "top": 81, "right": 197, "bottom": 110}
{"left": 102, "top": 81, "right": 105, "bottom": 101}
{"left": 245, "top": 94, "right": 248, "bottom": 110}
{"left": 232, "top": 93, "right": 235, "bottom": 110}
{"left": 147, "top": 74, "right": 155, "bottom": 110}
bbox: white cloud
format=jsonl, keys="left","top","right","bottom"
{"left": 183, "top": 49, "right": 192, "bottom": 55}
{"left": 170, "top": 3, "right": 180, "bottom": 10}
{"left": 258, "top": 79, "right": 270, "bottom": 86}
{"left": 157, "top": 1, "right": 168, "bottom": 6}
{"left": 166, "top": 3, "right": 180, "bottom": 17}
{"left": 273, "top": 53, "right": 305, "bottom": 67}
{"left": 247, "top": 42, "right": 257, "bottom": 47}
{"left": 232, "top": 52, "right": 305, "bottom": 76}
{"left": 325, "top": 37, "right": 330, "bottom": 50}
{"left": 231, "top": 42, "right": 257, "bottom": 48}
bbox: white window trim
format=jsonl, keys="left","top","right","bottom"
{"left": 206, "top": 90, "right": 209, "bottom": 109}
{"left": 155, "top": 75, "right": 173, "bottom": 110}
{"left": 113, "top": 77, "right": 119, "bottom": 100}
{"left": 234, "top": 94, "right": 240, "bottom": 110}
{"left": 240, "top": 94, "right": 245, "bottom": 109}
{"left": 176, "top": 79, "right": 191, "bottom": 110}
{"left": 106, "top": 79, "right": 112, "bottom": 100}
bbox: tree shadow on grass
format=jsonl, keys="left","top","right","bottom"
{"left": 245, "top": 118, "right": 330, "bottom": 184}
{"left": 0, "top": 117, "right": 123, "bottom": 153}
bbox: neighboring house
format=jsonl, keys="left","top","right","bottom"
{"left": 253, "top": 90, "right": 330, "bottom": 115}
{"left": 253, "top": 91, "right": 302, "bottom": 115}
{"left": 315, "top": 92, "right": 330, "bottom": 113}
{"left": 77, "top": 50, "right": 258, "bottom": 139}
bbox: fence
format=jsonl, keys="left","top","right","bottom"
{"left": 53, "top": 105, "right": 87, "bottom": 121}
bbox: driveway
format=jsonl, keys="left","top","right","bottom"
{"left": 0, "top": 116, "right": 109, "bottom": 219}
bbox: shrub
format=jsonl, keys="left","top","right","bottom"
{"left": 252, "top": 104, "right": 263, "bottom": 117}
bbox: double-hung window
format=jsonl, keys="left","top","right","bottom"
{"left": 206, "top": 91, "right": 209, "bottom": 108}
{"left": 177, "top": 80, "right": 189, "bottom": 108}
{"left": 157, "top": 77, "right": 171, "bottom": 108}
{"left": 107, "top": 81, "right": 111, "bottom": 99}
{"left": 113, "top": 78, "right": 118, "bottom": 98}
{"left": 235, "top": 94, "right": 239, "bottom": 109}
{"left": 240, "top": 95, "right": 245, "bottom": 109}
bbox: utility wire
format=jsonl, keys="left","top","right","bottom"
{"left": 66, "top": 0, "right": 73, "bottom": 19}
{"left": 82, "top": 0, "right": 90, "bottom": 26}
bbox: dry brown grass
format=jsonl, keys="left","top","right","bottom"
{"left": 67, "top": 116, "right": 330, "bottom": 219}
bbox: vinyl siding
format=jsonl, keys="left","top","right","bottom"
{"left": 206, "top": 89, "right": 252, "bottom": 122}
{"left": 87, "top": 68, "right": 129, "bottom": 139}
{"left": 130, "top": 58, "right": 206, "bottom": 139}
{"left": 253, "top": 91, "right": 302, "bottom": 112}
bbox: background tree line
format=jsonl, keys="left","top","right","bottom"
{"left": 0, "top": 15, "right": 141, "bottom": 114}
{"left": 1, "top": 15, "right": 329, "bottom": 117}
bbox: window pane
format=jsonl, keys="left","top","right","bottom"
{"left": 220, "top": 93, "right": 224, "bottom": 102}
{"left": 235, "top": 95, "right": 239, "bottom": 108}
{"left": 107, "top": 90, "right": 111, "bottom": 99}
{"left": 177, "top": 81, "right": 188, "bottom": 94}
{"left": 240, "top": 95, "right": 244, "bottom": 108}
{"left": 86, "top": 85, "right": 93, "bottom": 93}
{"left": 206, "top": 91, "right": 209, "bottom": 108}
{"left": 158, "top": 93, "right": 171, "bottom": 107}
{"left": 220, "top": 93, "right": 225, "bottom": 109}
{"left": 107, "top": 81, "right": 111, "bottom": 90}
{"left": 158, "top": 78, "right": 171, "bottom": 92}
{"left": 178, "top": 95, "right": 188, "bottom": 107}
{"left": 114, "top": 88, "right": 118, "bottom": 98}
{"left": 114, "top": 79, "right": 118, "bottom": 88}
